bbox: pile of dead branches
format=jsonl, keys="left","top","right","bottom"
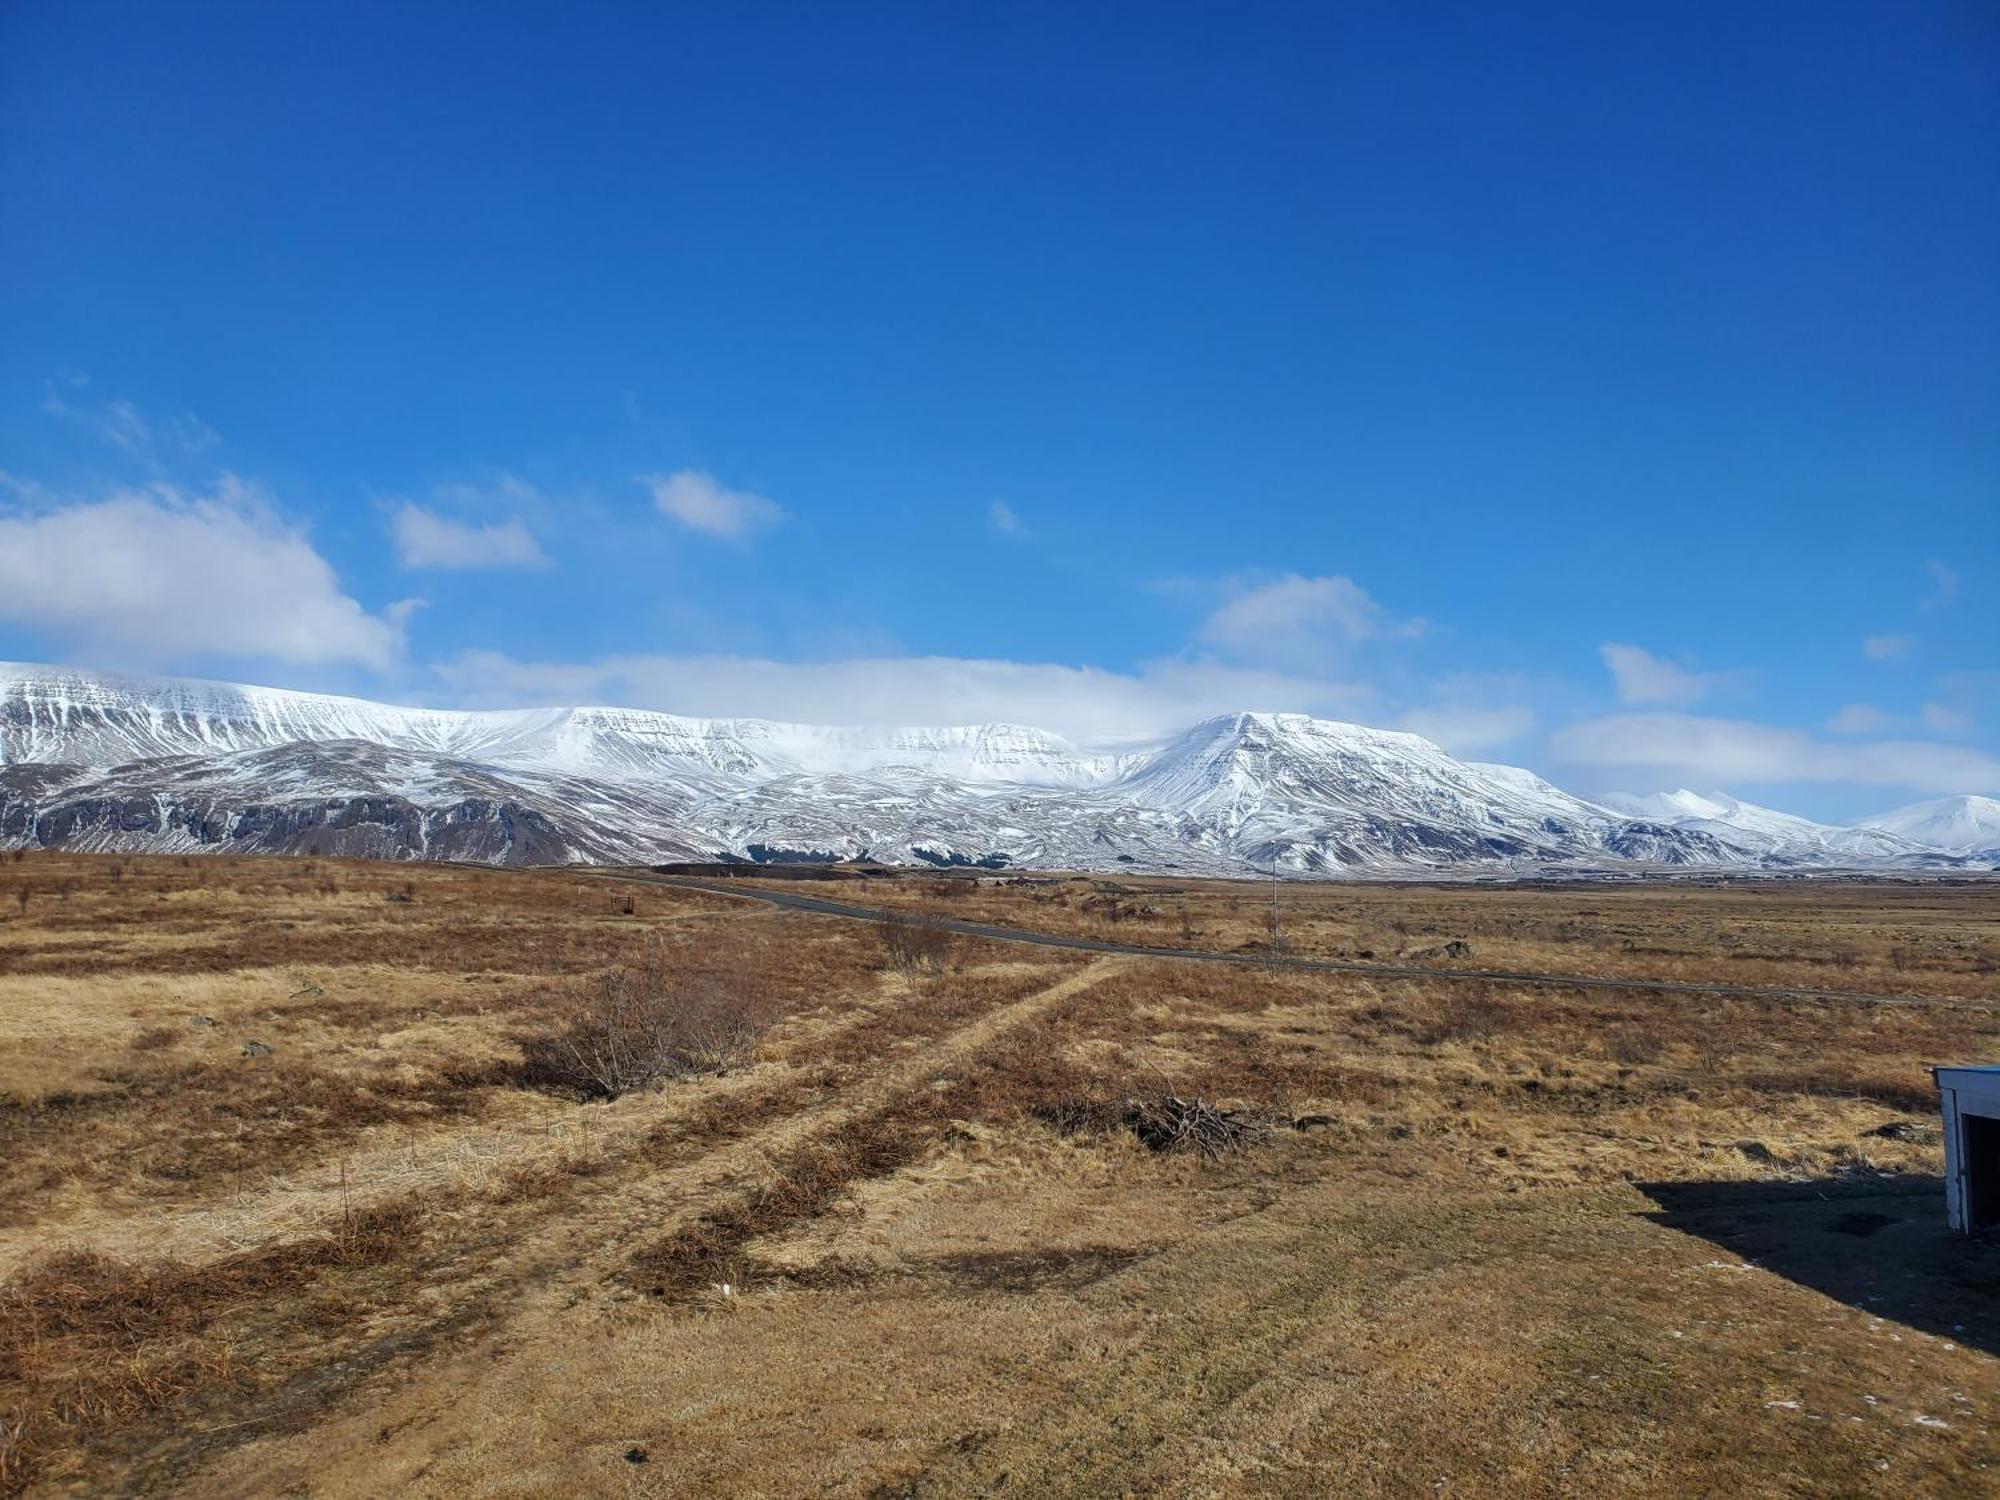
{"left": 1122, "top": 1094, "right": 1271, "bottom": 1157}
{"left": 1038, "top": 1093, "right": 1271, "bottom": 1158}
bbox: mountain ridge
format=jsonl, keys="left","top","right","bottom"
{"left": 1, "top": 662, "right": 1990, "bottom": 876}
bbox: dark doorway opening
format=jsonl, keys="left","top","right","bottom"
{"left": 1966, "top": 1113, "right": 2000, "bottom": 1231}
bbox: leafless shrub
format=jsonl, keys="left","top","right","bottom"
{"left": 518, "top": 944, "right": 772, "bottom": 1100}
{"left": 1606, "top": 1024, "right": 1665, "bottom": 1066}
{"left": 383, "top": 883, "right": 415, "bottom": 904}
{"left": 1412, "top": 992, "right": 1510, "bottom": 1046}
{"left": 12, "top": 886, "right": 27, "bottom": 916}
{"left": 877, "top": 909, "right": 955, "bottom": 980}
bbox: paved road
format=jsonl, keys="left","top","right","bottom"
{"left": 597, "top": 871, "right": 1995, "bottom": 1012}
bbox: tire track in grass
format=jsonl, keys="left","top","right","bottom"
{"left": 126, "top": 958, "right": 1129, "bottom": 1495}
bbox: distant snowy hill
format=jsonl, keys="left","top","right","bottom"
{"left": 1593, "top": 789, "right": 1947, "bottom": 867}
{"left": 1859, "top": 795, "right": 2000, "bottom": 860}
{"left": 1, "top": 663, "right": 1990, "bottom": 875}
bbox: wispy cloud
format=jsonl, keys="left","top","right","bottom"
{"left": 642, "top": 470, "right": 785, "bottom": 541}
{"left": 1924, "top": 559, "right": 1960, "bottom": 610}
{"left": 1548, "top": 712, "right": 2000, "bottom": 795}
{"left": 988, "top": 499, "right": 1025, "bottom": 537}
{"left": 1826, "top": 703, "right": 1891, "bottom": 735}
{"left": 1398, "top": 703, "right": 1536, "bottom": 755}
{"left": 1923, "top": 701, "right": 1974, "bottom": 735}
{"left": 1197, "top": 572, "right": 1423, "bottom": 673}
{"left": 1928, "top": 670, "right": 2000, "bottom": 736}
{"left": 41, "top": 374, "right": 219, "bottom": 462}
{"left": 391, "top": 503, "right": 548, "bottom": 570}
{"left": 429, "top": 648, "right": 1374, "bottom": 744}
{"left": 1597, "top": 643, "right": 1730, "bottom": 706}
{"left": 1863, "top": 633, "right": 1915, "bottom": 662}
{"left": 1391, "top": 671, "right": 1541, "bottom": 755}
{"left": 0, "top": 478, "right": 405, "bottom": 669}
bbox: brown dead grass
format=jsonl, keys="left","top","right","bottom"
{"left": 3, "top": 854, "right": 1999, "bottom": 1496}
{"left": 767, "top": 868, "right": 2000, "bottom": 1001}
{"left": 0, "top": 1195, "right": 427, "bottom": 1492}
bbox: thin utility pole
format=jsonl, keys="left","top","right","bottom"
{"left": 1266, "top": 851, "right": 1282, "bottom": 961}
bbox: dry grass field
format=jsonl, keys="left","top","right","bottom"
{"left": 3, "top": 852, "right": 1999, "bottom": 1497}
{"left": 784, "top": 868, "right": 2000, "bottom": 1001}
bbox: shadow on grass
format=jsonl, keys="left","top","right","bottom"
{"left": 1637, "top": 1175, "right": 2000, "bottom": 1360}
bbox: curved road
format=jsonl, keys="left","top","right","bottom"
{"left": 599, "top": 871, "right": 1995, "bottom": 1013}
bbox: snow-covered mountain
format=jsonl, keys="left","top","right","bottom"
{"left": 1859, "top": 795, "right": 2000, "bottom": 860}
{"left": 1, "top": 663, "right": 1990, "bottom": 875}
{"left": 1593, "top": 789, "right": 1949, "bottom": 867}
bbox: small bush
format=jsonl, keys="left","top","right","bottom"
{"left": 1606, "top": 1024, "right": 1665, "bottom": 1065}
{"left": 1412, "top": 992, "right": 1510, "bottom": 1046}
{"left": 518, "top": 944, "right": 771, "bottom": 1100}
{"left": 877, "top": 909, "right": 955, "bottom": 980}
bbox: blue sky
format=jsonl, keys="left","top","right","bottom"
{"left": 1, "top": 1, "right": 1995, "bottom": 819}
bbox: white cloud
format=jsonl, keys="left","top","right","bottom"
{"left": 1923, "top": 701, "right": 1974, "bottom": 735}
{"left": 429, "top": 648, "right": 1375, "bottom": 746}
{"left": 988, "top": 499, "right": 1024, "bottom": 536}
{"left": 386, "top": 597, "right": 428, "bottom": 632}
{"left": 0, "top": 480, "right": 403, "bottom": 669}
{"left": 1597, "top": 643, "right": 1725, "bottom": 706}
{"left": 1924, "top": 559, "right": 1960, "bottom": 610}
{"left": 1863, "top": 633, "right": 1915, "bottom": 661}
{"left": 642, "top": 470, "right": 784, "bottom": 541}
{"left": 1826, "top": 703, "right": 1892, "bottom": 735}
{"left": 1199, "top": 573, "right": 1421, "bottom": 673}
{"left": 1391, "top": 672, "right": 1540, "bottom": 755}
{"left": 391, "top": 503, "right": 548, "bottom": 570}
{"left": 1398, "top": 704, "right": 1537, "bottom": 756}
{"left": 1548, "top": 712, "right": 2000, "bottom": 795}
